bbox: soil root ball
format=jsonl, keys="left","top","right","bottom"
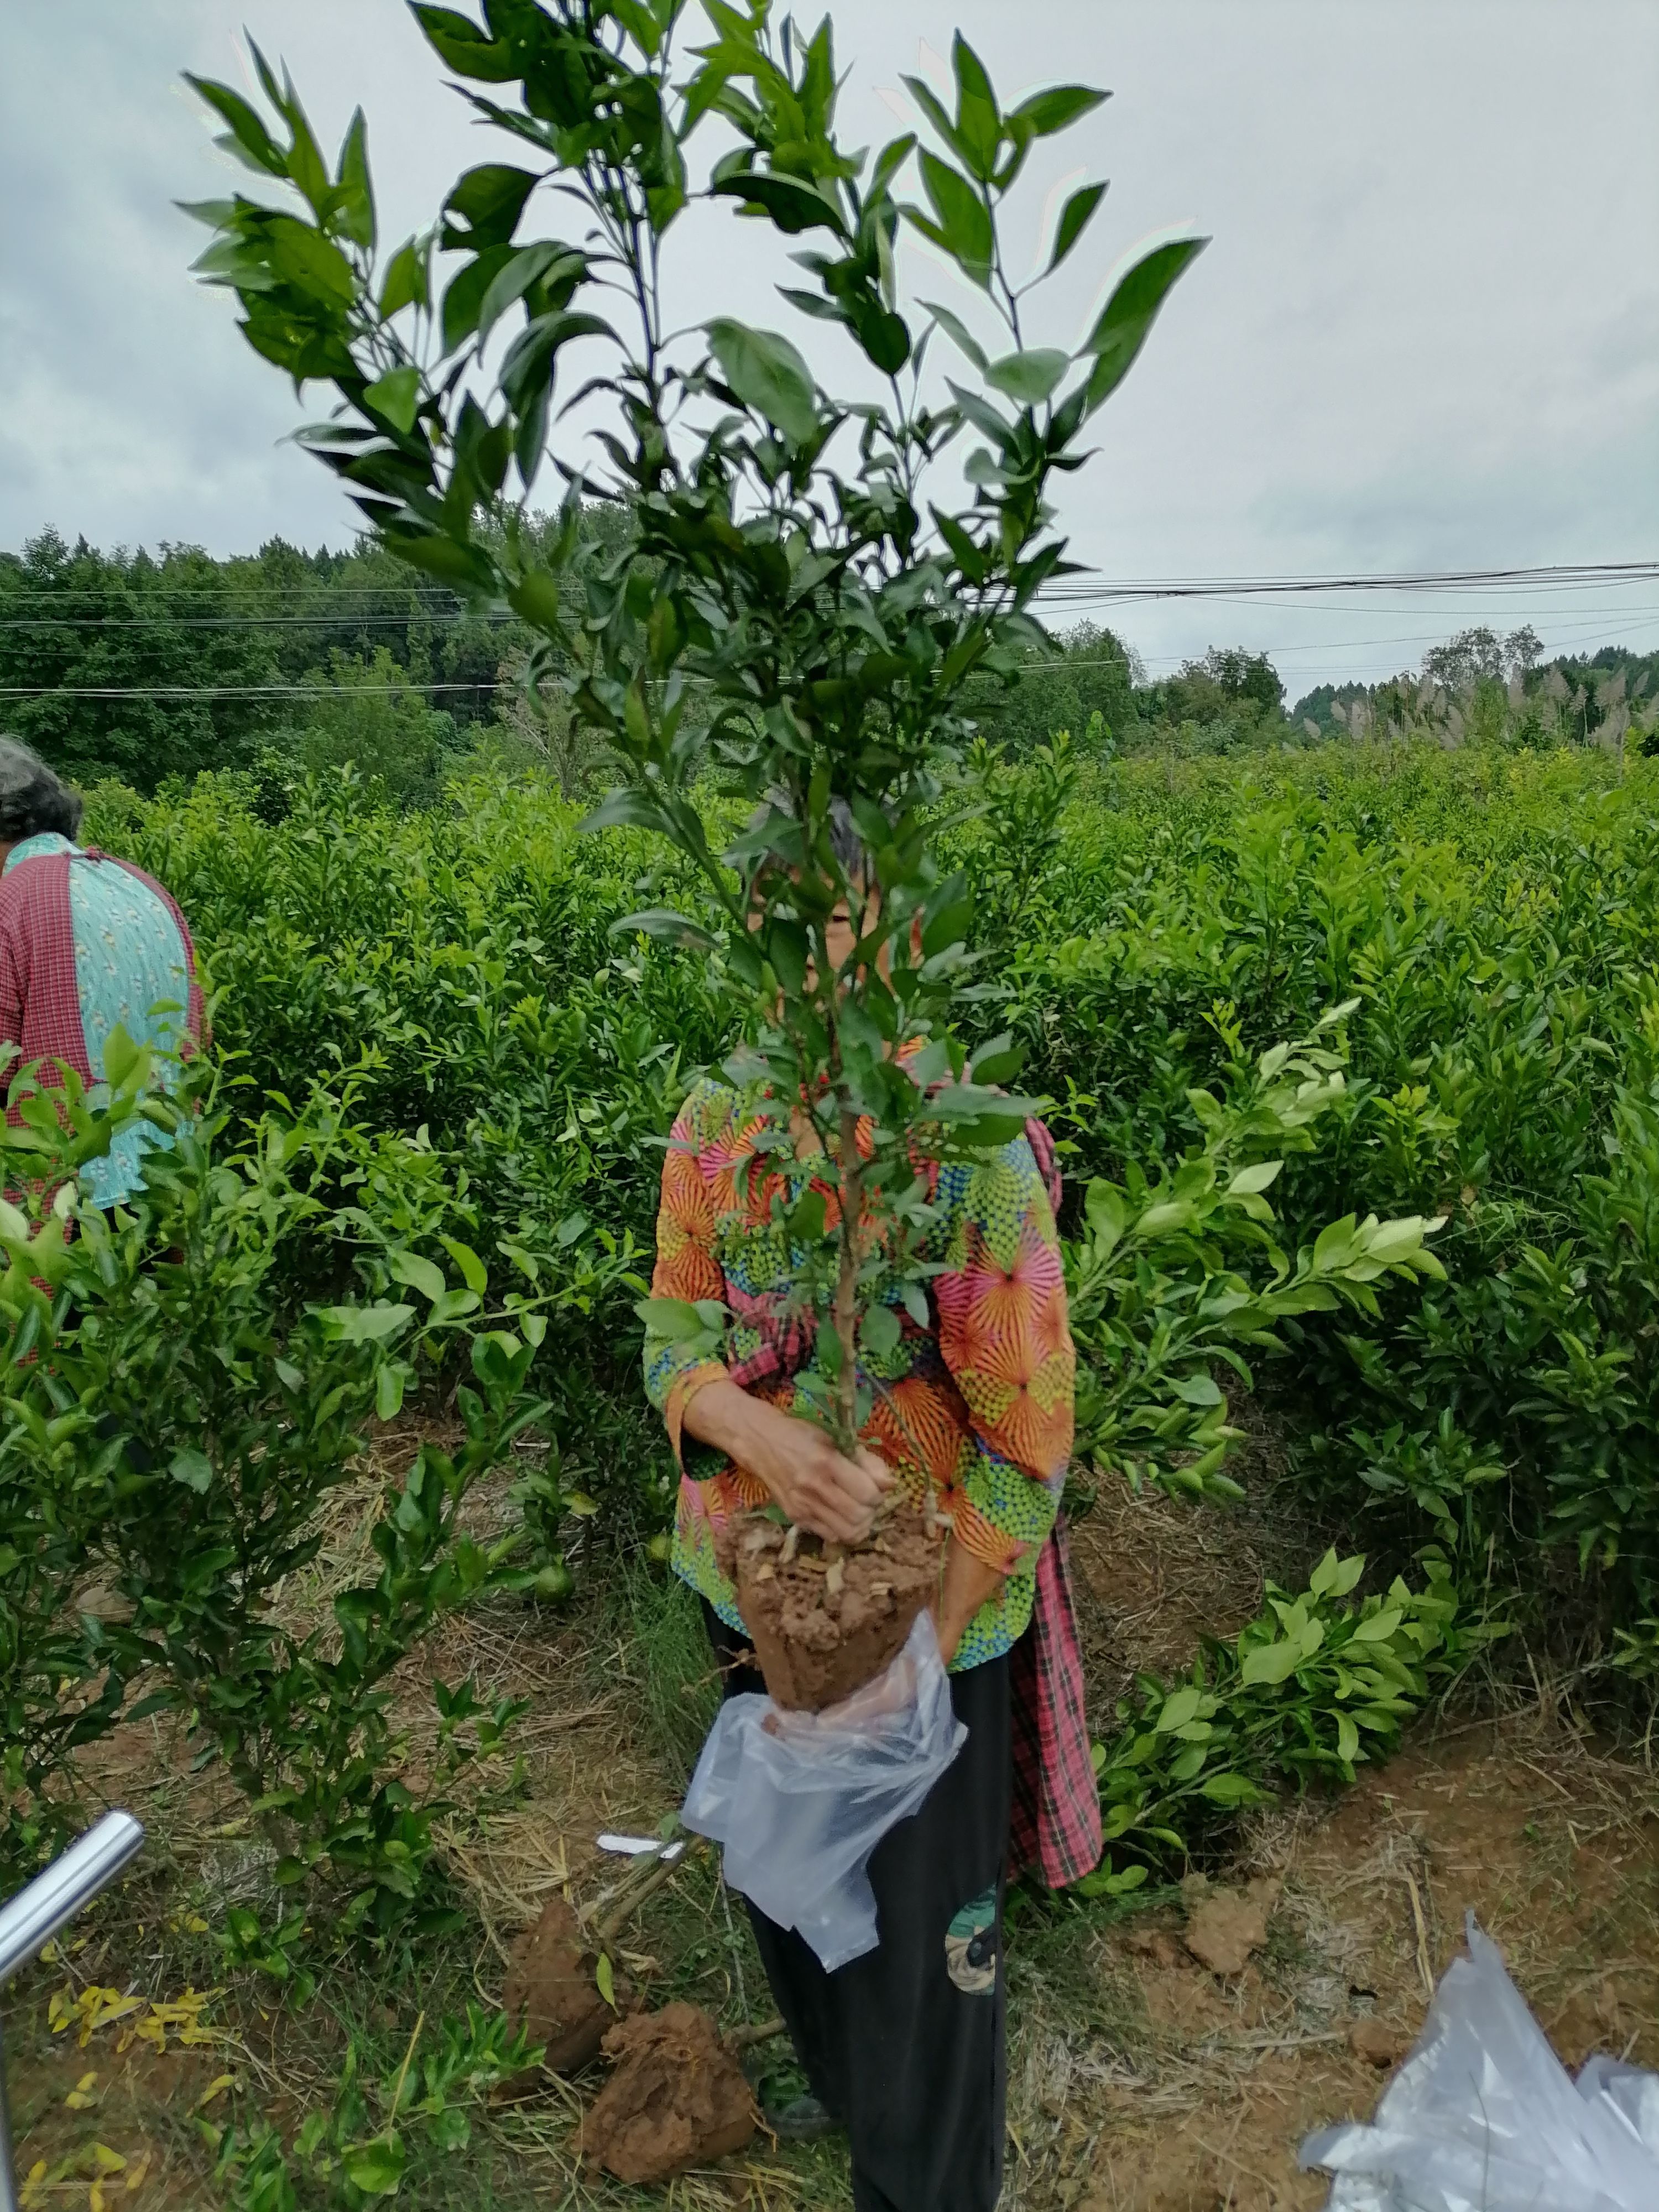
{"left": 717, "top": 1501, "right": 942, "bottom": 1710}
{"left": 578, "top": 2001, "right": 757, "bottom": 2183}
{"left": 498, "top": 1895, "right": 632, "bottom": 2085}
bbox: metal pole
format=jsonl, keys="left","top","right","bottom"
{"left": 0, "top": 1813, "right": 144, "bottom": 2212}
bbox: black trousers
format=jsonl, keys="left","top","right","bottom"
{"left": 703, "top": 1604, "right": 1010, "bottom": 2212}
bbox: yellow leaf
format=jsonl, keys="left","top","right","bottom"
{"left": 40, "top": 1940, "right": 59, "bottom": 1965}
{"left": 90, "top": 2144, "right": 127, "bottom": 2175}
{"left": 91, "top": 2185, "right": 106, "bottom": 2212}
{"left": 65, "top": 2071, "right": 101, "bottom": 2110}
{"left": 194, "top": 2074, "right": 237, "bottom": 2110}
{"left": 124, "top": 2154, "right": 151, "bottom": 2194}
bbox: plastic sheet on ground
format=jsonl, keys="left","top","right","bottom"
{"left": 681, "top": 1609, "right": 967, "bottom": 1973}
{"left": 1300, "top": 1912, "right": 1659, "bottom": 2211}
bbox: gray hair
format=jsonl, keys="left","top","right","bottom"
{"left": 0, "top": 738, "right": 82, "bottom": 845}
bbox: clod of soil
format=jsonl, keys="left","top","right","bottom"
{"left": 717, "top": 1504, "right": 941, "bottom": 1710}
{"left": 577, "top": 2001, "right": 757, "bottom": 2183}
{"left": 1183, "top": 1877, "right": 1280, "bottom": 1977}
{"left": 499, "top": 1895, "right": 631, "bottom": 2080}
{"left": 1349, "top": 2015, "right": 1412, "bottom": 2069}
{"left": 1126, "top": 1926, "right": 1183, "bottom": 1970}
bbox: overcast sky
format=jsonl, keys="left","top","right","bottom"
{"left": 2, "top": 0, "right": 1655, "bottom": 693}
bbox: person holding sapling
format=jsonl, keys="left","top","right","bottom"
{"left": 641, "top": 796, "right": 1100, "bottom": 2205}
{"left": 178, "top": 7, "right": 1201, "bottom": 2200}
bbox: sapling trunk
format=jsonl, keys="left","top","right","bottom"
{"left": 831, "top": 1097, "right": 865, "bottom": 1459}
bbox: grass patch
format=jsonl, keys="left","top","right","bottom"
{"left": 601, "top": 1561, "right": 724, "bottom": 1787}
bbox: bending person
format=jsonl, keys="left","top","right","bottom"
{"left": 0, "top": 737, "right": 203, "bottom": 1204}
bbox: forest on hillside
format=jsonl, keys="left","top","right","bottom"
{"left": 6, "top": 526, "right": 1653, "bottom": 804}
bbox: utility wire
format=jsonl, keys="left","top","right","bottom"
{"left": 2, "top": 559, "right": 1654, "bottom": 615}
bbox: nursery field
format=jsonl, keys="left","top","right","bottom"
{"left": 8, "top": 733, "right": 1659, "bottom": 2211}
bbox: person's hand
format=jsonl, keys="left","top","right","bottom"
{"left": 740, "top": 1403, "right": 893, "bottom": 1543}
{"left": 681, "top": 1379, "right": 894, "bottom": 1541}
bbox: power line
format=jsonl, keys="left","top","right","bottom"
{"left": 3, "top": 559, "right": 1654, "bottom": 617}
{"left": 7, "top": 592, "right": 1659, "bottom": 637}
{"left": 1038, "top": 561, "right": 1659, "bottom": 605}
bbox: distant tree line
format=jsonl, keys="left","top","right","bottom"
{"left": 4, "top": 533, "right": 1653, "bottom": 802}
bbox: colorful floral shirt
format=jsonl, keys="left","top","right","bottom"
{"left": 0, "top": 832, "right": 202, "bottom": 1205}
{"left": 643, "top": 1073, "right": 1076, "bottom": 1672}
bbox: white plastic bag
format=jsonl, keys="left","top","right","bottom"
{"left": 681, "top": 1609, "right": 967, "bottom": 1972}
{"left": 1301, "top": 1913, "right": 1659, "bottom": 2211}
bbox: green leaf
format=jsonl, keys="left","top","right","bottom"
{"left": 386, "top": 531, "right": 498, "bottom": 593}
{"left": 319, "top": 1302, "right": 416, "bottom": 1344}
{"left": 636, "top": 1296, "right": 716, "bottom": 1344}
{"left": 1238, "top": 1639, "right": 1300, "bottom": 1687}
{"left": 915, "top": 153, "right": 994, "bottom": 288}
{"left": 169, "top": 1447, "right": 213, "bottom": 1494}
{"left": 439, "top": 1237, "right": 488, "bottom": 1293}
{"left": 709, "top": 170, "right": 847, "bottom": 237}
{"left": 1155, "top": 1685, "right": 1203, "bottom": 1734}
{"left": 1083, "top": 237, "right": 1208, "bottom": 413}
{"left": 341, "top": 2136, "right": 406, "bottom": 2197}
{"left": 184, "top": 76, "right": 288, "bottom": 178}
{"left": 596, "top": 1953, "right": 617, "bottom": 2009}
{"left": 1335, "top": 1713, "right": 1360, "bottom": 1765}
{"left": 921, "top": 300, "right": 988, "bottom": 373}
{"left": 1049, "top": 181, "right": 1108, "bottom": 272}
{"left": 707, "top": 320, "right": 819, "bottom": 445}
{"left": 477, "top": 242, "right": 574, "bottom": 349}
{"left": 390, "top": 1250, "right": 447, "bottom": 1304}
{"left": 429, "top": 2107, "right": 469, "bottom": 2154}
{"left": 379, "top": 239, "right": 428, "bottom": 317}
{"left": 901, "top": 75, "right": 973, "bottom": 169}
{"left": 1198, "top": 1771, "right": 1269, "bottom": 1807}
{"left": 581, "top": 786, "right": 669, "bottom": 835}
{"left": 1010, "top": 84, "right": 1109, "bottom": 138}
{"left": 442, "top": 164, "right": 539, "bottom": 247}
{"left": 1227, "top": 1160, "right": 1283, "bottom": 1197}
{"left": 364, "top": 367, "right": 420, "bottom": 434}
{"left": 1169, "top": 1373, "right": 1223, "bottom": 1408}
{"left": 102, "top": 1022, "right": 144, "bottom": 1090}
{"left": 507, "top": 569, "right": 561, "bottom": 631}
{"left": 412, "top": 6, "right": 516, "bottom": 82}
{"left": 1350, "top": 1608, "right": 1404, "bottom": 1645}
{"left": 985, "top": 348, "right": 1068, "bottom": 406}
{"left": 951, "top": 33, "right": 1001, "bottom": 181}
{"left": 860, "top": 1303, "right": 902, "bottom": 1360}
{"left": 611, "top": 909, "right": 719, "bottom": 952}
{"left": 336, "top": 108, "right": 377, "bottom": 249}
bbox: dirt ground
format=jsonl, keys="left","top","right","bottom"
{"left": 8, "top": 1439, "right": 1659, "bottom": 2212}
